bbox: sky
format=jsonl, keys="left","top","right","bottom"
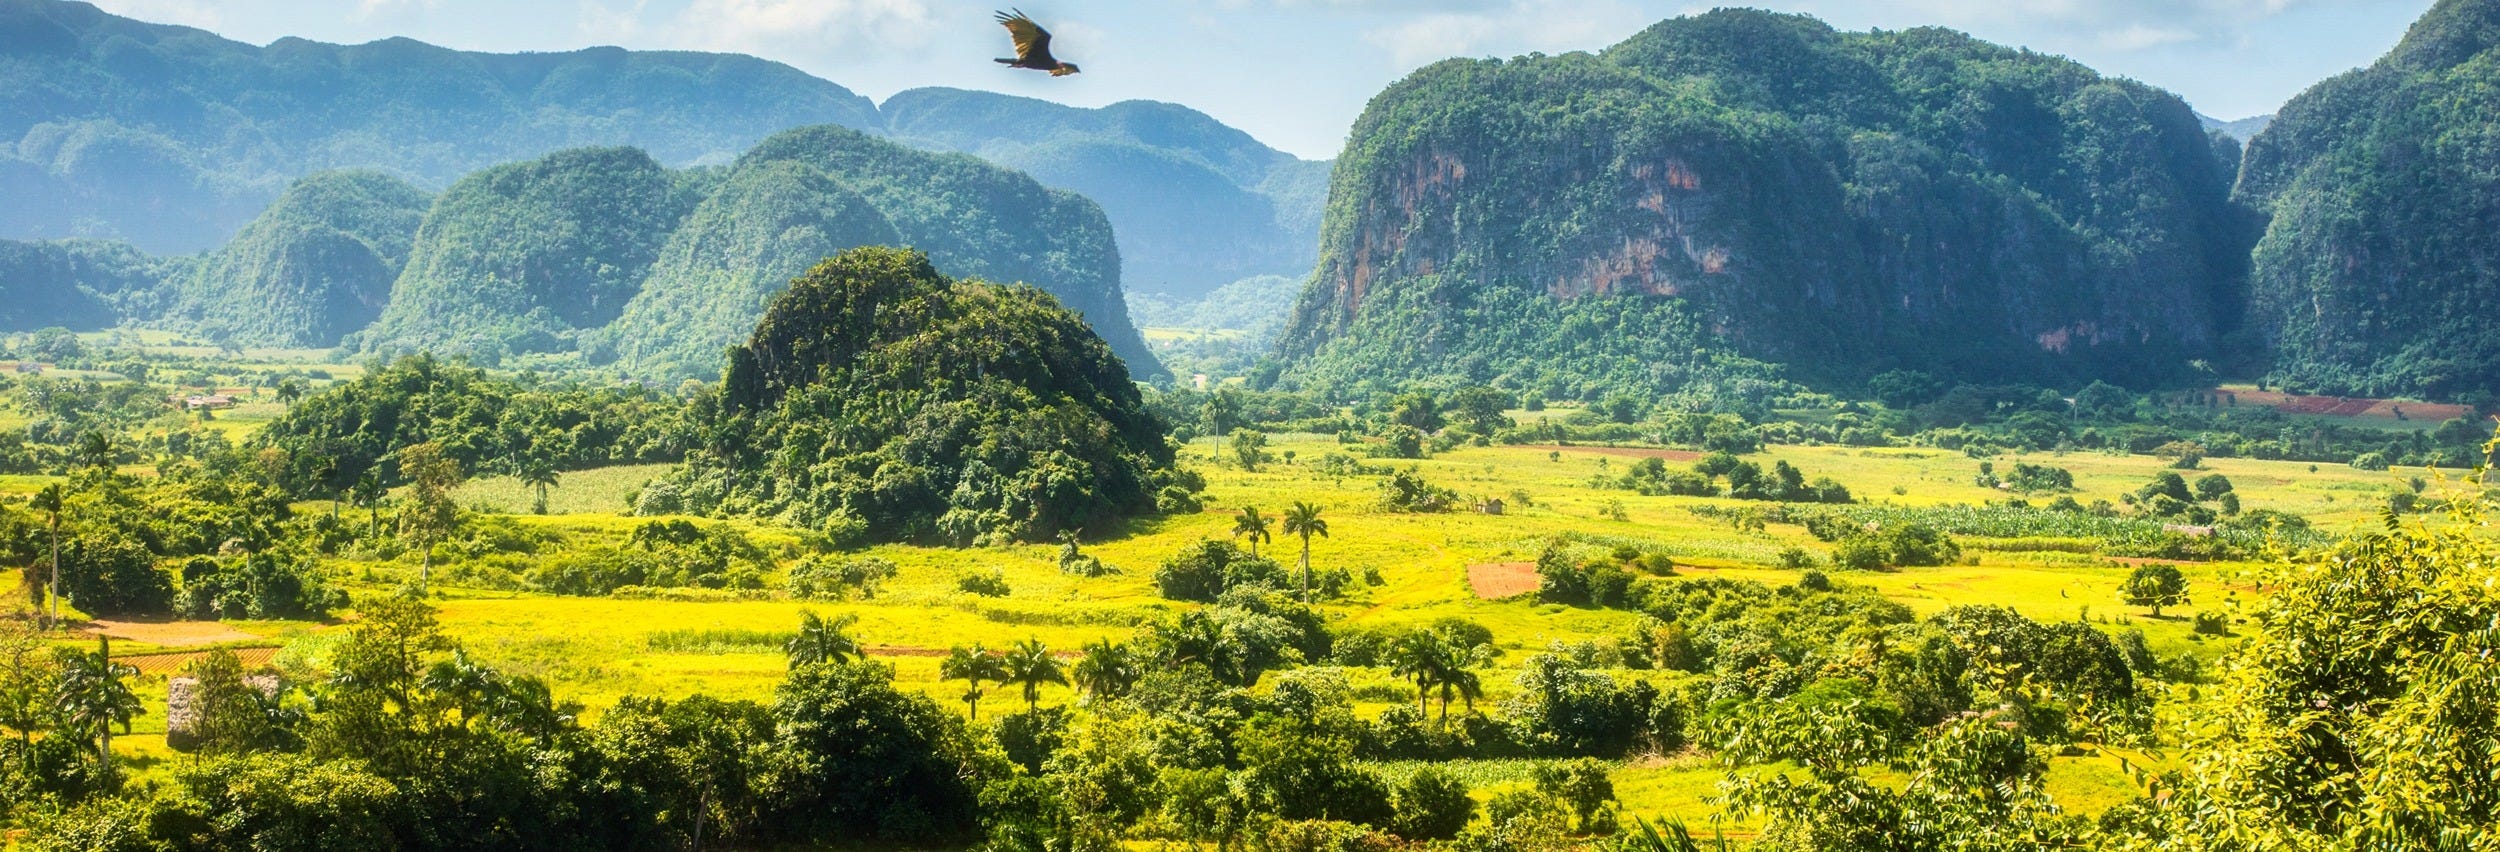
{"left": 88, "top": 0, "right": 2438, "bottom": 160}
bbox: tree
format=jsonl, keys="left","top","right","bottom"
{"left": 76, "top": 430, "right": 114, "bottom": 474}
{"left": 1227, "top": 428, "right": 1270, "bottom": 472}
{"left": 350, "top": 472, "right": 386, "bottom": 539}
{"left": 396, "top": 442, "right": 464, "bottom": 593}
{"left": 1070, "top": 638, "right": 1138, "bottom": 702}
{"left": 785, "top": 610, "right": 861, "bottom": 669}
{"left": 30, "top": 484, "right": 61, "bottom": 629}
{"left": 180, "top": 649, "right": 284, "bottom": 756}
{"left": 2119, "top": 564, "right": 2188, "bottom": 617}
{"left": 940, "top": 644, "right": 1005, "bottom": 721}
{"left": 55, "top": 636, "right": 141, "bottom": 782}
{"left": 1281, "top": 501, "right": 1329, "bottom": 602}
{"left": 1393, "top": 767, "right": 1476, "bottom": 841}
{"left": 274, "top": 378, "right": 304, "bottom": 408}
{"left": 1388, "top": 631, "right": 1446, "bottom": 718}
{"left": 1001, "top": 638, "right": 1067, "bottom": 712}
{"left": 1232, "top": 506, "right": 1273, "bottom": 558}
{"left": 520, "top": 458, "right": 559, "bottom": 515}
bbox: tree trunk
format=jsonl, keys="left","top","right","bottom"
{"left": 46, "top": 516, "right": 59, "bottom": 630}
{"left": 419, "top": 545, "right": 431, "bottom": 595}
{"left": 1299, "top": 538, "right": 1312, "bottom": 603}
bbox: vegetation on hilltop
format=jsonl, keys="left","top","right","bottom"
{"left": 652, "top": 247, "right": 1183, "bottom": 545}
{"left": 599, "top": 125, "right": 1158, "bottom": 382}
{"left": 0, "top": 240, "right": 173, "bottom": 333}
{"left": 358, "top": 147, "right": 702, "bottom": 361}
{"left": 167, "top": 170, "right": 430, "bottom": 348}
{"left": 1281, "top": 9, "right": 2253, "bottom": 402}
{"left": 2236, "top": 0, "right": 2500, "bottom": 403}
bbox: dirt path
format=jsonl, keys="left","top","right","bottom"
{"left": 1524, "top": 445, "right": 1702, "bottom": 462}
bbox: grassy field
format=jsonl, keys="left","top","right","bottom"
{"left": 28, "top": 423, "right": 2421, "bottom": 828}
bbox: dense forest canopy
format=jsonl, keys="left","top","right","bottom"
{"left": 1280, "top": 10, "right": 2254, "bottom": 402}
{"left": 2235, "top": 0, "right": 2500, "bottom": 403}
{"left": 654, "top": 247, "right": 1183, "bottom": 545}
{"left": 165, "top": 170, "right": 431, "bottom": 348}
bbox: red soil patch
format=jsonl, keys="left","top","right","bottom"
{"left": 85, "top": 619, "right": 260, "bottom": 647}
{"left": 116, "top": 646, "right": 279, "bottom": 676}
{"left": 1467, "top": 562, "right": 1540, "bottom": 599}
{"left": 1526, "top": 445, "right": 1702, "bottom": 462}
{"left": 2220, "top": 388, "right": 2472, "bottom": 423}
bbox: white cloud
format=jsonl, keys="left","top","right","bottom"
{"left": 1821, "top": 0, "right": 2318, "bottom": 51}
{"left": 1360, "top": 0, "right": 1651, "bottom": 67}
{"left": 576, "top": 0, "right": 649, "bottom": 43}
{"left": 671, "top": 0, "right": 942, "bottom": 59}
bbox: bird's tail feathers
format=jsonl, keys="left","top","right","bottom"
{"left": 994, "top": 58, "right": 1013, "bottom": 65}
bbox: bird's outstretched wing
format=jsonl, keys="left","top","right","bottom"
{"left": 995, "top": 9, "right": 1055, "bottom": 64}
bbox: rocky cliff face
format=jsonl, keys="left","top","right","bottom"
{"left": 2235, "top": 0, "right": 2500, "bottom": 401}
{"left": 1280, "top": 11, "right": 2251, "bottom": 398}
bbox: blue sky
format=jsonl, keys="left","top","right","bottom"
{"left": 91, "top": 0, "right": 2435, "bottom": 159}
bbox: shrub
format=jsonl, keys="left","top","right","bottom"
{"left": 958, "top": 570, "right": 1011, "bottom": 598}
{"left": 1392, "top": 768, "right": 1475, "bottom": 841}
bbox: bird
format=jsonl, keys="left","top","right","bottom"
{"left": 994, "top": 9, "right": 1079, "bottom": 76}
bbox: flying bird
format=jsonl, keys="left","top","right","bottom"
{"left": 994, "top": 9, "right": 1080, "bottom": 76}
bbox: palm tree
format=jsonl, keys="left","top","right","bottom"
{"left": 351, "top": 472, "right": 385, "bottom": 539}
{"left": 1387, "top": 631, "right": 1445, "bottom": 717}
{"left": 1427, "top": 641, "right": 1487, "bottom": 723}
{"left": 1232, "top": 506, "right": 1272, "bottom": 558}
{"left": 520, "top": 459, "right": 559, "bottom": 515}
{"left": 785, "top": 611, "right": 862, "bottom": 669}
{"left": 1001, "top": 638, "right": 1068, "bottom": 713}
{"left": 940, "top": 644, "right": 1005, "bottom": 721}
{"left": 76, "top": 430, "right": 114, "bottom": 475}
{"left": 274, "top": 378, "right": 304, "bottom": 408}
{"left": 55, "top": 636, "right": 140, "bottom": 780}
{"left": 1281, "top": 501, "right": 1329, "bottom": 602}
{"left": 29, "top": 484, "right": 62, "bottom": 629}
{"left": 1070, "top": 638, "right": 1137, "bottom": 702}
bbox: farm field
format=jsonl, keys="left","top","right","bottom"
{"left": 22, "top": 427, "right": 2418, "bottom": 829}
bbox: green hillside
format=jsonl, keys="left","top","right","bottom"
{"left": 652, "top": 246, "right": 1181, "bottom": 545}
{"left": 0, "top": 237, "right": 170, "bottom": 332}
{"left": 357, "top": 147, "right": 701, "bottom": 361}
{"left": 1279, "top": 10, "right": 2252, "bottom": 401}
{"left": 0, "top": 0, "right": 880, "bottom": 253}
{"left": 2236, "top": 0, "right": 2500, "bottom": 402}
{"left": 597, "top": 161, "right": 900, "bottom": 382}
{"left": 882, "top": 88, "right": 1324, "bottom": 298}
{"left": 167, "top": 170, "right": 429, "bottom": 347}
{"left": 729, "top": 125, "right": 1157, "bottom": 378}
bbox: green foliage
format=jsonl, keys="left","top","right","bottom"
{"left": 1155, "top": 539, "right": 1289, "bottom": 603}
{"left": 1377, "top": 467, "right": 1459, "bottom": 513}
{"left": 2239, "top": 0, "right": 2500, "bottom": 400}
{"left": 361, "top": 147, "right": 695, "bottom": 360}
{"left": 251, "top": 354, "right": 687, "bottom": 494}
{"left": 1392, "top": 767, "right": 1477, "bottom": 841}
{"left": 57, "top": 533, "right": 171, "bottom": 617}
{"left": 2119, "top": 564, "right": 2190, "bottom": 617}
{"left": 175, "top": 551, "right": 344, "bottom": 620}
{"left": 1281, "top": 9, "right": 2247, "bottom": 399}
{"left": 170, "top": 171, "right": 430, "bottom": 347}
{"left": 0, "top": 241, "right": 168, "bottom": 333}
{"left": 654, "top": 247, "right": 1180, "bottom": 545}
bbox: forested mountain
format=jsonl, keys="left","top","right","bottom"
{"left": 0, "top": 238, "right": 169, "bottom": 331}
{"left": 2200, "top": 113, "right": 2275, "bottom": 141}
{"left": 1279, "top": 10, "right": 2254, "bottom": 401}
{"left": 600, "top": 125, "right": 1154, "bottom": 381}
{"left": 2236, "top": 0, "right": 2500, "bottom": 401}
{"left": 0, "top": 0, "right": 880, "bottom": 253}
{"left": 882, "top": 88, "right": 1329, "bottom": 298}
{"left": 166, "top": 171, "right": 429, "bottom": 347}
{"left": 653, "top": 247, "right": 1182, "bottom": 545}
{"left": 358, "top": 147, "right": 702, "bottom": 360}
